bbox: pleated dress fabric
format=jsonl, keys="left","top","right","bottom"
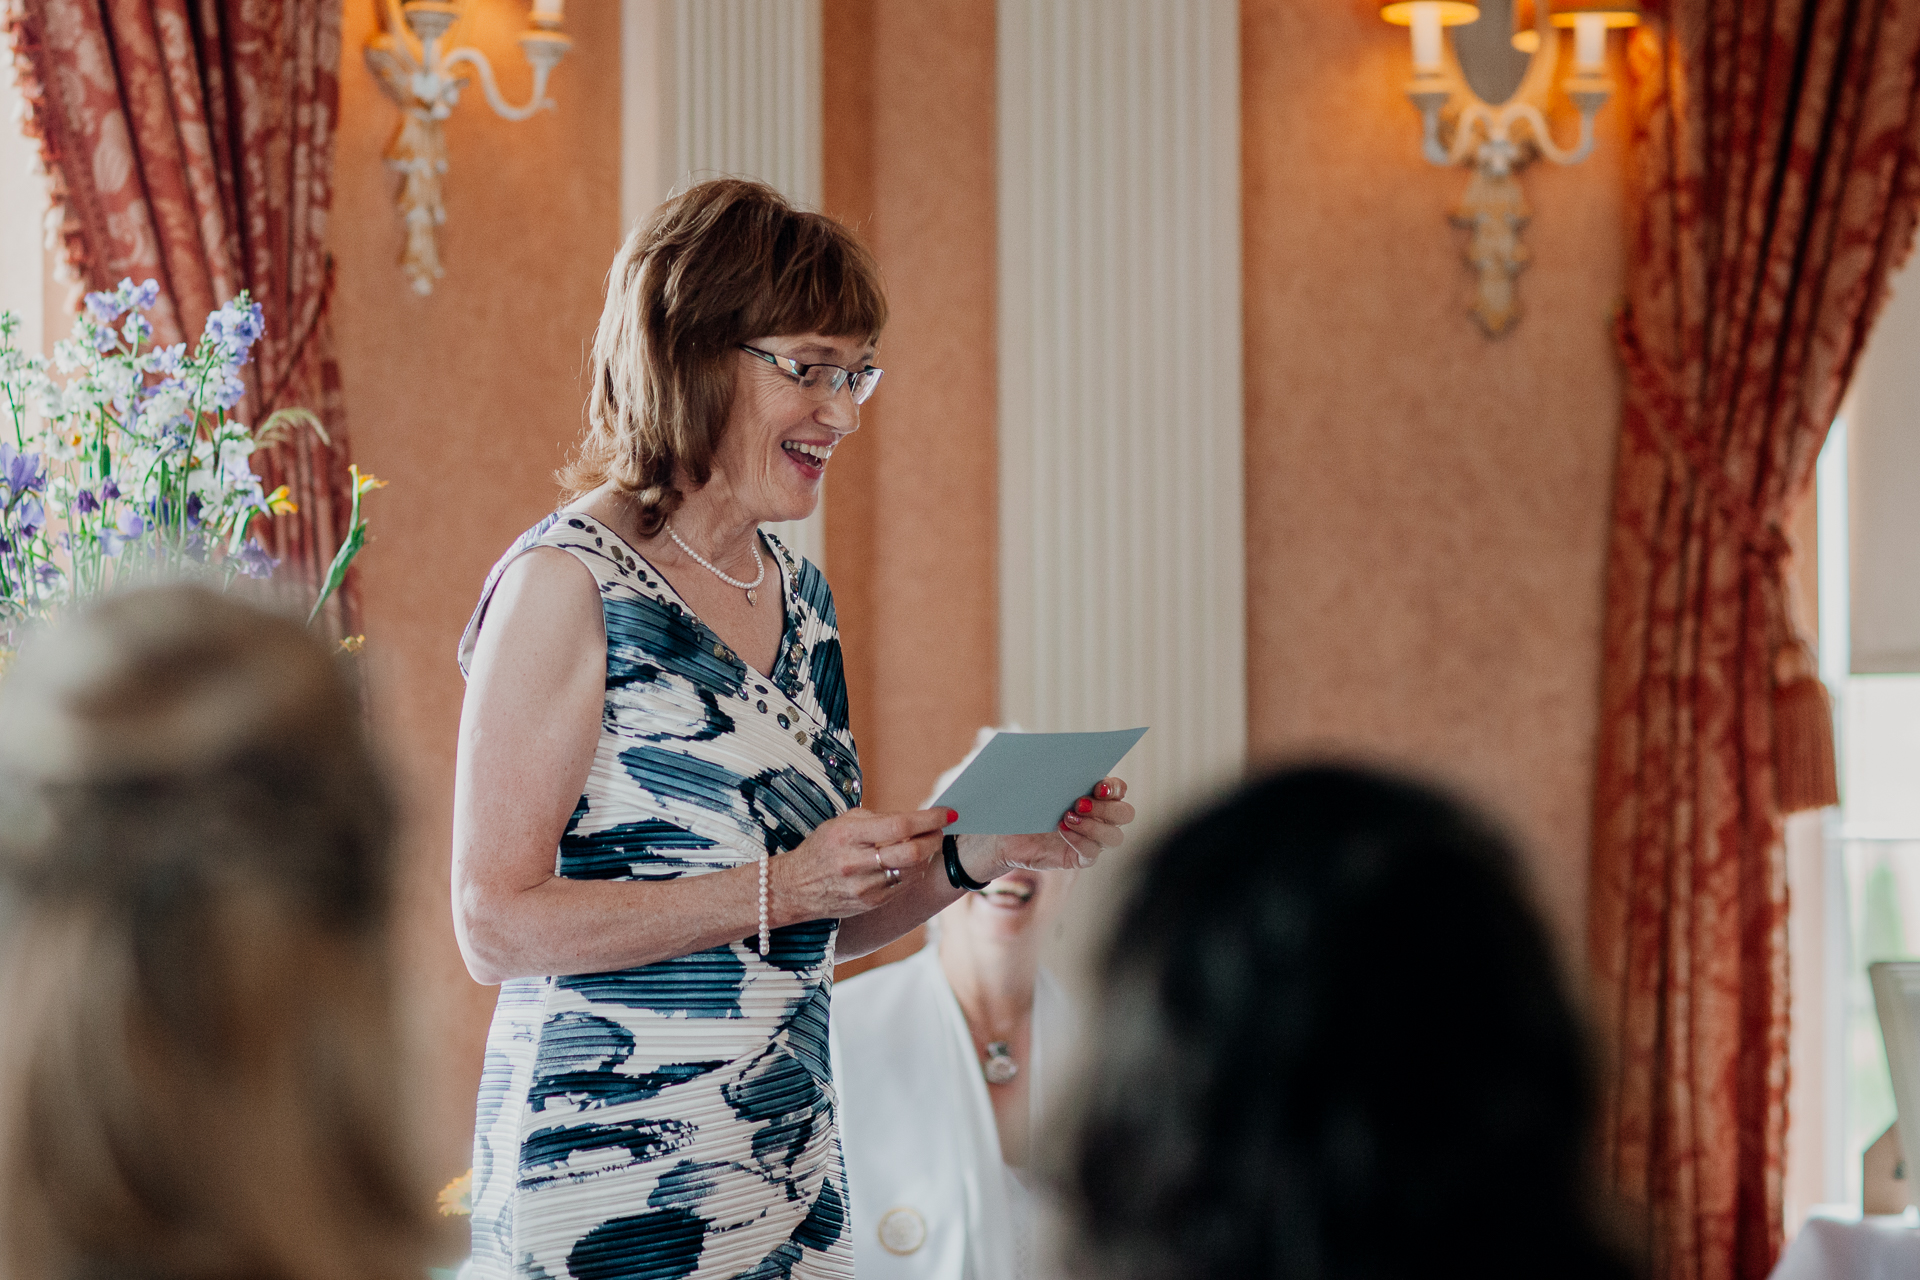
{"left": 458, "top": 512, "right": 862, "bottom": 1280}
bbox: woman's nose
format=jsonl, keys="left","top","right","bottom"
{"left": 817, "top": 386, "right": 859, "bottom": 434}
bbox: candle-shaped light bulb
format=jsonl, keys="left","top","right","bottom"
{"left": 532, "top": 0, "right": 563, "bottom": 23}
{"left": 1572, "top": 11, "right": 1606, "bottom": 70}
{"left": 1409, "top": 2, "right": 1445, "bottom": 71}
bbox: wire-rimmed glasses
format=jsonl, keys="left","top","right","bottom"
{"left": 739, "top": 344, "right": 883, "bottom": 405}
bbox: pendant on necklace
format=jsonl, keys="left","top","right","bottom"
{"left": 745, "top": 588, "right": 757, "bottom": 607}
{"left": 983, "top": 1041, "right": 1018, "bottom": 1085}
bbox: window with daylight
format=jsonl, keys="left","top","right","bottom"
{"left": 1809, "top": 249, "right": 1920, "bottom": 1216}
{"left": 0, "top": 55, "right": 50, "bottom": 363}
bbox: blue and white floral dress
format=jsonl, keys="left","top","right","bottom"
{"left": 458, "top": 512, "right": 861, "bottom": 1280}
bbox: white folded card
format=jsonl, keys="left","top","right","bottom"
{"left": 929, "top": 727, "right": 1149, "bottom": 835}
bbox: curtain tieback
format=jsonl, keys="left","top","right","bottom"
{"left": 1618, "top": 318, "right": 1839, "bottom": 814}
{"left": 259, "top": 254, "right": 337, "bottom": 417}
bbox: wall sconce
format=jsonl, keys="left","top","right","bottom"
{"left": 365, "top": 1, "right": 571, "bottom": 296}
{"left": 1381, "top": 0, "right": 1639, "bottom": 335}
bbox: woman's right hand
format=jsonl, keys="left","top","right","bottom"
{"left": 773, "top": 807, "right": 954, "bottom": 920}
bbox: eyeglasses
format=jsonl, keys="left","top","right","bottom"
{"left": 739, "top": 344, "right": 884, "bottom": 405}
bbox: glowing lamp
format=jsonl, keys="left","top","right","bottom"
{"left": 1379, "top": 3, "right": 1481, "bottom": 72}
{"left": 1551, "top": 0, "right": 1641, "bottom": 71}
{"left": 1512, "top": 0, "right": 1540, "bottom": 53}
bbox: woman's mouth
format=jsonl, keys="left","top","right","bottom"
{"left": 979, "top": 873, "right": 1037, "bottom": 909}
{"left": 782, "top": 440, "right": 833, "bottom": 478}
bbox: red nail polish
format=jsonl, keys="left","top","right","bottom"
{"left": 946, "top": 809, "right": 959, "bottom": 825}
{"left": 1064, "top": 813, "right": 1081, "bottom": 826}
{"left": 1096, "top": 782, "right": 1111, "bottom": 799}
{"left": 1075, "top": 797, "right": 1094, "bottom": 815}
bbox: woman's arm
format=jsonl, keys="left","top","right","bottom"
{"left": 452, "top": 549, "right": 951, "bottom": 984}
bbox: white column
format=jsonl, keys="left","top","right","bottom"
{"left": 998, "top": 0, "right": 1247, "bottom": 829}
{"left": 658, "top": 0, "right": 827, "bottom": 569}
{"left": 670, "top": 0, "right": 822, "bottom": 212}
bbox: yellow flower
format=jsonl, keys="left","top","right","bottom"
{"left": 437, "top": 1170, "right": 473, "bottom": 1217}
{"left": 337, "top": 634, "right": 366, "bottom": 654}
{"left": 349, "top": 464, "right": 388, "bottom": 497}
{"left": 264, "top": 484, "right": 298, "bottom": 515}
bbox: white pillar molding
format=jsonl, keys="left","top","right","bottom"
{"left": 997, "top": 0, "right": 1247, "bottom": 827}
{"left": 621, "top": 0, "right": 828, "bottom": 569}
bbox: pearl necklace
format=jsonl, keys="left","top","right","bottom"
{"left": 667, "top": 523, "right": 766, "bottom": 606}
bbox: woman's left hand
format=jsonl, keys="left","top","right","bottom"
{"left": 978, "top": 777, "right": 1134, "bottom": 874}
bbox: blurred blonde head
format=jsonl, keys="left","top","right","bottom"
{"left": 0, "top": 585, "right": 430, "bottom": 1280}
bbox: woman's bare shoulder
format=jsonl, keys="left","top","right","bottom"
{"left": 472, "top": 545, "right": 605, "bottom": 671}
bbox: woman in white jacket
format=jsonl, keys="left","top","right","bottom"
{"left": 830, "top": 858, "right": 1079, "bottom": 1279}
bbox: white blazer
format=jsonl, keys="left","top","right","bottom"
{"left": 830, "top": 944, "right": 1073, "bottom": 1280}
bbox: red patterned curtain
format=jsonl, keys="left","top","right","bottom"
{"left": 6, "top": 0, "right": 355, "bottom": 633}
{"left": 1591, "top": 3, "right": 1920, "bottom": 1278}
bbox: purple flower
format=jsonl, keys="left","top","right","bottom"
{"left": 0, "top": 443, "right": 44, "bottom": 496}
{"left": 74, "top": 489, "right": 99, "bottom": 516}
{"left": 185, "top": 493, "right": 203, "bottom": 524}
{"left": 234, "top": 538, "right": 278, "bottom": 580}
{"left": 122, "top": 311, "right": 152, "bottom": 347}
{"left": 130, "top": 279, "right": 159, "bottom": 311}
{"left": 92, "top": 324, "right": 119, "bottom": 353}
{"left": 101, "top": 480, "right": 121, "bottom": 501}
{"left": 204, "top": 298, "right": 266, "bottom": 365}
{"left": 15, "top": 497, "right": 44, "bottom": 538}
{"left": 34, "top": 562, "right": 60, "bottom": 589}
{"left": 212, "top": 371, "right": 247, "bottom": 410}
{"left": 84, "top": 290, "right": 124, "bottom": 323}
{"left": 100, "top": 508, "right": 145, "bottom": 557}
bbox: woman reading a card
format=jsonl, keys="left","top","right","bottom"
{"left": 451, "top": 178, "right": 1134, "bottom": 1280}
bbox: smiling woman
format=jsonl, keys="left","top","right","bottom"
{"left": 450, "top": 179, "right": 1134, "bottom": 1280}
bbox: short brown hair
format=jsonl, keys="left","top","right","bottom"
{"left": 564, "top": 178, "right": 888, "bottom": 529}
{"left": 0, "top": 585, "right": 431, "bottom": 1280}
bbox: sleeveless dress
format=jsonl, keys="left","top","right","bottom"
{"left": 457, "top": 512, "right": 860, "bottom": 1280}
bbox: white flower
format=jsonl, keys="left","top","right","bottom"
{"left": 51, "top": 338, "right": 88, "bottom": 373}
{"left": 43, "top": 424, "right": 84, "bottom": 461}
{"left": 99, "top": 360, "right": 140, "bottom": 414}
{"left": 27, "top": 376, "right": 63, "bottom": 420}
{"left": 132, "top": 384, "right": 191, "bottom": 438}
{"left": 218, "top": 436, "right": 257, "bottom": 487}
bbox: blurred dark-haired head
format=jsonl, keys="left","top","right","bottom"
{"left": 0, "top": 584, "right": 432, "bottom": 1280}
{"left": 1058, "top": 764, "right": 1634, "bottom": 1280}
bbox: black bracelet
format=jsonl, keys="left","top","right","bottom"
{"left": 944, "top": 833, "right": 990, "bottom": 891}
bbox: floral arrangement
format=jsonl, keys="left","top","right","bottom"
{"left": 0, "top": 278, "right": 379, "bottom": 657}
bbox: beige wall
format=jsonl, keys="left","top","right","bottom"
{"left": 331, "top": 0, "right": 622, "bottom": 1197}
{"left": 1241, "top": 0, "right": 1628, "bottom": 964}
{"left": 820, "top": 0, "right": 1000, "bottom": 818}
